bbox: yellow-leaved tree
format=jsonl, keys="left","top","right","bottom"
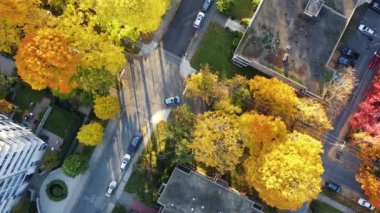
{"left": 15, "top": 28, "right": 80, "bottom": 94}
{"left": 95, "top": 0, "right": 170, "bottom": 34}
{"left": 0, "top": 0, "right": 39, "bottom": 25}
{"left": 244, "top": 131, "right": 324, "bottom": 210}
{"left": 94, "top": 95, "right": 120, "bottom": 120}
{"left": 249, "top": 76, "right": 299, "bottom": 125}
{"left": 297, "top": 98, "right": 333, "bottom": 133}
{"left": 77, "top": 122, "right": 104, "bottom": 146}
{"left": 188, "top": 111, "right": 244, "bottom": 173}
{"left": 0, "top": 19, "right": 21, "bottom": 53}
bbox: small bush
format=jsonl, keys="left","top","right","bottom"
{"left": 62, "top": 154, "right": 89, "bottom": 178}
{"left": 240, "top": 18, "right": 251, "bottom": 27}
{"left": 46, "top": 180, "right": 68, "bottom": 201}
{"left": 217, "top": 0, "right": 233, "bottom": 14}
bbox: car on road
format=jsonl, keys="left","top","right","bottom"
{"left": 370, "top": 0, "right": 380, "bottom": 13}
{"left": 105, "top": 181, "right": 117, "bottom": 197}
{"left": 368, "top": 50, "right": 380, "bottom": 70}
{"left": 128, "top": 131, "right": 143, "bottom": 153}
{"left": 193, "top": 12, "right": 205, "bottom": 29}
{"left": 324, "top": 182, "right": 341, "bottom": 193}
{"left": 340, "top": 47, "right": 359, "bottom": 59}
{"left": 337, "top": 56, "right": 355, "bottom": 67}
{"left": 358, "top": 198, "right": 375, "bottom": 210}
{"left": 358, "top": 24, "right": 375, "bottom": 40}
{"left": 120, "top": 154, "right": 131, "bottom": 170}
{"left": 202, "top": 0, "right": 213, "bottom": 12}
{"left": 164, "top": 96, "right": 180, "bottom": 106}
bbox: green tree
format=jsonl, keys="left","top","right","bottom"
{"left": 73, "top": 67, "right": 115, "bottom": 96}
{"left": 188, "top": 111, "right": 244, "bottom": 173}
{"left": 216, "top": 0, "right": 233, "bottom": 13}
{"left": 77, "top": 122, "right": 104, "bottom": 146}
{"left": 62, "top": 154, "right": 89, "bottom": 177}
{"left": 0, "top": 73, "right": 14, "bottom": 99}
{"left": 40, "top": 150, "right": 60, "bottom": 171}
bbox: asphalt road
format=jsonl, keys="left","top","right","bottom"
{"left": 71, "top": 48, "right": 184, "bottom": 213}
{"left": 162, "top": 0, "right": 204, "bottom": 57}
{"left": 322, "top": 6, "right": 380, "bottom": 197}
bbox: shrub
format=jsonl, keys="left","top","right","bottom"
{"left": 240, "top": 18, "right": 251, "bottom": 27}
{"left": 252, "top": 0, "right": 260, "bottom": 10}
{"left": 216, "top": 0, "right": 233, "bottom": 14}
{"left": 62, "top": 154, "right": 89, "bottom": 177}
{"left": 46, "top": 180, "right": 68, "bottom": 201}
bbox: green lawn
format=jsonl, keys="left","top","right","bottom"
{"left": 191, "top": 23, "right": 262, "bottom": 79}
{"left": 224, "top": 0, "right": 257, "bottom": 20}
{"left": 13, "top": 83, "right": 45, "bottom": 110}
{"left": 321, "top": 189, "right": 373, "bottom": 213}
{"left": 310, "top": 200, "right": 342, "bottom": 213}
{"left": 124, "top": 169, "right": 159, "bottom": 206}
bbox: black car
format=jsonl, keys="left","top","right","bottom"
{"left": 202, "top": 0, "right": 213, "bottom": 12}
{"left": 337, "top": 56, "right": 355, "bottom": 67}
{"left": 340, "top": 47, "right": 359, "bottom": 59}
{"left": 128, "top": 131, "right": 143, "bottom": 153}
{"left": 370, "top": 0, "right": 380, "bottom": 13}
{"left": 325, "top": 182, "right": 341, "bottom": 193}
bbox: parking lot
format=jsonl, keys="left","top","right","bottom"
{"left": 330, "top": 5, "right": 380, "bottom": 81}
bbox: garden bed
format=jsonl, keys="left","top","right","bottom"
{"left": 46, "top": 180, "right": 68, "bottom": 202}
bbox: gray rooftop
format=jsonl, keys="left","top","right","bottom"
{"left": 158, "top": 167, "right": 260, "bottom": 213}
{"left": 304, "top": 0, "right": 324, "bottom": 17}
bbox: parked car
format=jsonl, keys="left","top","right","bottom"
{"left": 337, "top": 56, "right": 355, "bottom": 67}
{"left": 324, "top": 182, "right": 341, "bottom": 193}
{"left": 370, "top": 0, "right": 380, "bottom": 13}
{"left": 202, "top": 0, "right": 213, "bottom": 12}
{"left": 358, "top": 198, "right": 375, "bottom": 210}
{"left": 340, "top": 47, "right": 359, "bottom": 59}
{"left": 105, "top": 181, "right": 117, "bottom": 197}
{"left": 164, "top": 96, "right": 180, "bottom": 106}
{"left": 193, "top": 12, "right": 205, "bottom": 29}
{"left": 128, "top": 131, "right": 143, "bottom": 153}
{"left": 120, "top": 154, "right": 131, "bottom": 170}
{"left": 358, "top": 24, "right": 375, "bottom": 40}
{"left": 368, "top": 50, "right": 380, "bottom": 70}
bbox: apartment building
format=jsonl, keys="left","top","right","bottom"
{"left": 0, "top": 114, "right": 47, "bottom": 212}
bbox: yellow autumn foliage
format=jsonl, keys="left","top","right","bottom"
{"left": 94, "top": 95, "right": 120, "bottom": 120}
{"left": 77, "top": 122, "right": 104, "bottom": 146}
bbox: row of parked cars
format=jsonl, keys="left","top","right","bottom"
{"left": 193, "top": 0, "right": 213, "bottom": 28}
{"left": 325, "top": 181, "right": 375, "bottom": 210}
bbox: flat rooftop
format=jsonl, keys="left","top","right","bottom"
{"left": 235, "top": 0, "right": 359, "bottom": 95}
{"left": 158, "top": 167, "right": 261, "bottom": 213}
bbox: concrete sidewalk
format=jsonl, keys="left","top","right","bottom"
{"left": 318, "top": 194, "right": 355, "bottom": 213}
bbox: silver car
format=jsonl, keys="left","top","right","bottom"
{"left": 164, "top": 96, "right": 180, "bottom": 106}
{"left": 358, "top": 24, "right": 374, "bottom": 40}
{"left": 358, "top": 198, "right": 375, "bottom": 210}
{"left": 105, "top": 181, "right": 117, "bottom": 197}
{"left": 120, "top": 154, "right": 131, "bottom": 170}
{"left": 193, "top": 12, "right": 205, "bottom": 29}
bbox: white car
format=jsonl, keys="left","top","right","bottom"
{"left": 120, "top": 154, "right": 131, "bottom": 170}
{"left": 358, "top": 198, "right": 375, "bottom": 210}
{"left": 105, "top": 181, "right": 117, "bottom": 197}
{"left": 193, "top": 12, "right": 205, "bottom": 29}
{"left": 164, "top": 96, "right": 180, "bottom": 106}
{"left": 358, "top": 24, "right": 375, "bottom": 40}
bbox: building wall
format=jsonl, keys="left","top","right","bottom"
{"left": 0, "top": 114, "right": 46, "bottom": 213}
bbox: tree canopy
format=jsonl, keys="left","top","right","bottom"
{"left": 244, "top": 131, "right": 324, "bottom": 210}
{"left": 94, "top": 95, "right": 120, "bottom": 120}
{"left": 188, "top": 111, "right": 244, "bottom": 173}
{"left": 15, "top": 28, "right": 80, "bottom": 93}
{"left": 0, "top": 19, "right": 21, "bottom": 53}
{"left": 77, "top": 122, "right": 104, "bottom": 146}
{"left": 62, "top": 154, "right": 89, "bottom": 177}
{"left": 73, "top": 67, "right": 115, "bottom": 96}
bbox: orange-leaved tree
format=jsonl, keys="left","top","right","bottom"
{"left": 15, "top": 28, "right": 80, "bottom": 94}
{"left": 0, "top": 0, "right": 39, "bottom": 25}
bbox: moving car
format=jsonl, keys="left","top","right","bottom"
{"left": 202, "top": 0, "right": 213, "bottom": 12}
{"left": 128, "top": 131, "right": 143, "bottom": 153}
{"left": 337, "top": 56, "right": 355, "bottom": 67}
{"left": 105, "top": 181, "right": 117, "bottom": 197}
{"left": 324, "top": 182, "right": 341, "bottom": 193}
{"left": 164, "top": 96, "right": 180, "bottom": 106}
{"left": 193, "top": 12, "right": 205, "bottom": 29}
{"left": 120, "top": 154, "right": 131, "bottom": 170}
{"left": 358, "top": 198, "right": 375, "bottom": 210}
{"left": 370, "top": 0, "right": 380, "bottom": 13}
{"left": 340, "top": 47, "right": 359, "bottom": 59}
{"left": 358, "top": 24, "right": 375, "bottom": 40}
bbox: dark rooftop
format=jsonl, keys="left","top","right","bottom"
{"left": 234, "top": 0, "right": 359, "bottom": 96}
{"left": 158, "top": 167, "right": 261, "bottom": 213}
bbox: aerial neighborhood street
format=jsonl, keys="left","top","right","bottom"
{"left": 0, "top": 0, "right": 380, "bottom": 213}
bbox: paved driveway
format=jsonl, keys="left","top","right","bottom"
{"left": 70, "top": 47, "right": 183, "bottom": 213}
{"left": 162, "top": 0, "right": 204, "bottom": 57}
